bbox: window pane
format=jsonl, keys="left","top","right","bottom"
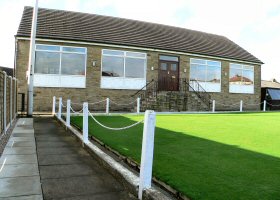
{"left": 243, "top": 70, "right": 254, "bottom": 85}
{"left": 126, "top": 52, "right": 146, "bottom": 58}
{"left": 103, "top": 50, "right": 124, "bottom": 56}
{"left": 207, "top": 60, "right": 220, "bottom": 67}
{"left": 230, "top": 67, "right": 242, "bottom": 84}
{"left": 190, "top": 64, "right": 197, "bottom": 80}
{"left": 159, "top": 55, "right": 178, "bottom": 62}
{"left": 170, "top": 63, "right": 177, "bottom": 71}
{"left": 36, "top": 45, "right": 60, "bottom": 51}
{"left": 207, "top": 66, "right": 221, "bottom": 83}
{"left": 125, "top": 58, "right": 145, "bottom": 78}
{"left": 61, "top": 53, "right": 86, "bottom": 75}
{"left": 196, "top": 65, "right": 206, "bottom": 81}
{"left": 191, "top": 64, "right": 206, "bottom": 81}
{"left": 102, "top": 56, "right": 124, "bottom": 77}
{"left": 62, "top": 47, "right": 86, "bottom": 53}
{"left": 230, "top": 63, "right": 242, "bottom": 69}
{"left": 160, "top": 63, "right": 167, "bottom": 70}
{"left": 35, "top": 51, "right": 60, "bottom": 74}
{"left": 191, "top": 59, "right": 206, "bottom": 65}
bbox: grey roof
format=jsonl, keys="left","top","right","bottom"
{"left": 17, "top": 6, "right": 263, "bottom": 64}
{"left": 261, "top": 80, "right": 280, "bottom": 89}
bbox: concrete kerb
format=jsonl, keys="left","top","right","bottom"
{"left": 54, "top": 115, "right": 174, "bottom": 200}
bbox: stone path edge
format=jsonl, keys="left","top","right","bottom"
{"left": 55, "top": 115, "right": 175, "bottom": 200}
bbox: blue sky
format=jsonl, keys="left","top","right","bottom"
{"left": 0, "top": 0, "right": 280, "bottom": 80}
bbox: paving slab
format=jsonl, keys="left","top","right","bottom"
{"left": 12, "top": 132, "right": 35, "bottom": 137}
{"left": 0, "top": 176, "right": 41, "bottom": 198}
{"left": 39, "top": 164, "right": 106, "bottom": 179}
{"left": 3, "top": 147, "right": 36, "bottom": 155}
{"left": 8, "top": 137, "right": 35, "bottom": 142}
{"left": 0, "top": 164, "right": 39, "bottom": 178}
{"left": 1, "top": 195, "right": 43, "bottom": 200}
{"left": 37, "top": 146, "right": 82, "bottom": 155}
{"left": 36, "top": 141, "right": 80, "bottom": 148}
{"left": 6, "top": 141, "right": 36, "bottom": 148}
{"left": 41, "top": 176, "right": 124, "bottom": 199}
{"left": 0, "top": 154, "right": 37, "bottom": 164}
{"left": 58, "top": 191, "right": 136, "bottom": 200}
{"left": 12, "top": 128, "right": 35, "bottom": 134}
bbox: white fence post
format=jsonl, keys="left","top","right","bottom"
{"left": 106, "top": 98, "right": 110, "bottom": 114}
{"left": 52, "top": 96, "right": 56, "bottom": 115}
{"left": 138, "top": 110, "right": 156, "bottom": 200}
{"left": 83, "top": 102, "right": 89, "bottom": 144}
{"left": 9, "top": 77, "right": 12, "bottom": 123}
{"left": 240, "top": 100, "right": 243, "bottom": 112}
{"left": 58, "top": 97, "right": 62, "bottom": 119}
{"left": 212, "top": 100, "right": 215, "bottom": 113}
{"left": 66, "top": 99, "right": 71, "bottom": 127}
{"left": 263, "top": 100, "right": 266, "bottom": 112}
{"left": 3, "top": 72, "right": 7, "bottom": 134}
{"left": 137, "top": 97, "right": 141, "bottom": 114}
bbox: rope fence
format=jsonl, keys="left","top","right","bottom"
{"left": 52, "top": 96, "right": 156, "bottom": 199}
{"left": 212, "top": 99, "right": 271, "bottom": 113}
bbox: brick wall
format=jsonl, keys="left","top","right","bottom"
{"left": 16, "top": 39, "right": 261, "bottom": 112}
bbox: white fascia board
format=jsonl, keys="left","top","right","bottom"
{"left": 16, "top": 36, "right": 262, "bottom": 66}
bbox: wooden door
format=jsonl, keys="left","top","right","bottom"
{"left": 158, "top": 61, "right": 179, "bottom": 91}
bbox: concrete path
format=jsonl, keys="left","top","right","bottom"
{"left": 0, "top": 117, "right": 135, "bottom": 200}
{"left": 34, "top": 117, "right": 135, "bottom": 200}
{"left": 0, "top": 118, "right": 43, "bottom": 199}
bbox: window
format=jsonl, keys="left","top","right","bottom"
{"left": 190, "top": 58, "right": 221, "bottom": 92}
{"left": 229, "top": 63, "right": 254, "bottom": 93}
{"left": 34, "top": 44, "right": 87, "bottom": 88}
{"left": 101, "top": 49, "right": 147, "bottom": 90}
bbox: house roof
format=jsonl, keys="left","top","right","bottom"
{"left": 0, "top": 66, "right": 14, "bottom": 77}
{"left": 230, "top": 75, "right": 253, "bottom": 83}
{"left": 17, "top": 6, "right": 263, "bottom": 64}
{"left": 261, "top": 80, "right": 280, "bottom": 89}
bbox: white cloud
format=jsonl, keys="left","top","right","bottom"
{"left": 0, "top": 0, "right": 280, "bottom": 80}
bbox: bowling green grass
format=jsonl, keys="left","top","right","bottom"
{"left": 71, "top": 112, "right": 280, "bottom": 200}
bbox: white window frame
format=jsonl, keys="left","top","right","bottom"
{"left": 189, "top": 58, "right": 222, "bottom": 92}
{"left": 229, "top": 63, "right": 254, "bottom": 94}
{"left": 34, "top": 44, "right": 87, "bottom": 88}
{"left": 101, "top": 49, "right": 147, "bottom": 90}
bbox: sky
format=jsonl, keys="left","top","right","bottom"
{"left": 0, "top": 0, "right": 280, "bottom": 80}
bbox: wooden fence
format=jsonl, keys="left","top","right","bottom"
{"left": 0, "top": 70, "right": 17, "bottom": 136}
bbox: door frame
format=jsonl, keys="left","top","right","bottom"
{"left": 158, "top": 55, "right": 180, "bottom": 91}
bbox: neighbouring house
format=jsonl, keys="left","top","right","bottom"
{"left": 15, "top": 6, "right": 263, "bottom": 112}
{"left": 261, "top": 79, "right": 280, "bottom": 110}
{"left": 0, "top": 66, "right": 14, "bottom": 77}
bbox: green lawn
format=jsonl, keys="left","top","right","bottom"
{"left": 71, "top": 113, "right": 280, "bottom": 200}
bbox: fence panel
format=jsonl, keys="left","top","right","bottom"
{"left": 6, "top": 76, "right": 10, "bottom": 128}
{"left": 0, "top": 72, "right": 3, "bottom": 134}
{"left": 0, "top": 71, "right": 18, "bottom": 136}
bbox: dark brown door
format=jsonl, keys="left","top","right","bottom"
{"left": 158, "top": 61, "right": 179, "bottom": 91}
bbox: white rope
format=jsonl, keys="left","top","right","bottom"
{"left": 61, "top": 103, "right": 66, "bottom": 108}
{"left": 110, "top": 99, "right": 137, "bottom": 106}
{"left": 88, "top": 111, "right": 143, "bottom": 131}
{"left": 70, "top": 105, "right": 83, "bottom": 113}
